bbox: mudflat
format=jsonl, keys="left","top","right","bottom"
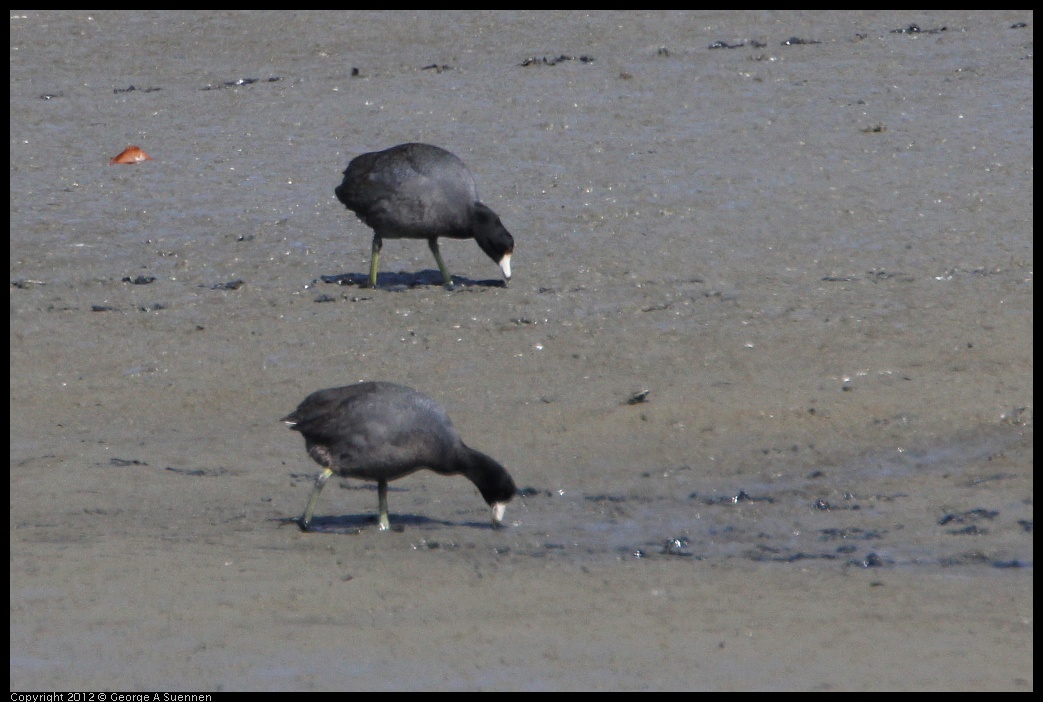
{"left": 10, "top": 11, "right": 1032, "bottom": 690}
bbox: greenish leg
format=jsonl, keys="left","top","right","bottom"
{"left": 369, "top": 238, "right": 382, "bottom": 288}
{"left": 377, "top": 478, "right": 390, "bottom": 530}
{"left": 428, "top": 239, "right": 453, "bottom": 287}
{"left": 299, "top": 467, "right": 334, "bottom": 531}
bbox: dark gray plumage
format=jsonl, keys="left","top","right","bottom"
{"left": 283, "top": 382, "right": 517, "bottom": 531}
{"left": 334, "top": 143, "right": 514, "bottom": 288}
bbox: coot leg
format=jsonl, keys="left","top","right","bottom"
{"left": 377, "top": 478, "right": 390, "bottom": 530}
{"left": 368, "top": 237, "right": 383, "bottom": 288}
{"left": 428, "top": 239, "right": 453, "bottom": 288}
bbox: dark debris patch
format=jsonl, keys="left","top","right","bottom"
{"left": 622, "top": 541, "right": 705, "bottom": 561}
{"left": 967, "top": 472, "right": 1017, "bottom": 486}
{"left": 585, "top": 494, "right": 627, "bottom": 503}
{"left": 109, "top": 457, "right": 148, "bottom": 467}
{"left": 417, "top": 539, "right": 464, "bottom": 550}
{"left": 1001, "top": 407, "right": 1031, "bottom": 426}
{"left": 819, "top": 527, "right": 884, "bottom": 541}
{"left": 122, "top": 275, "right": 156, "bottom": 285}
{"left": 890, "top": 24, "right": 947, "bottom": 35}
{"left": 709, "top": 40, "right": 745, "bottom": 49}
{"left": 165, "top": 466, "right": 229, "bottom": 477}
{"left": 947, "top": 524, "right": 988, "bottom": 536}
{"left": 201, "top": 77, "right": 281, "bottom": 90}
{"left": 813, "top": 497, "right": 862, "bottom": 511}
{"left": 421, "top": 64, "right": 452, "bottom": 73}
{"left": 320, "top": 273, "right": 359, "bottom": 286}
{"left": 939, "top": 551, "right": 991, "bottom": 567}
{"left": 938, "top": 508, "right": 999, "bottom": 525}
{"left": 113, "top": 85, "right": 162, "bottom": 94}
{"left": 660, "top": 537, "right": 693, "bottom": 557}
{"left": 692, "top": 489, "right": 775, "bottom": 505}
{"left": 90, "top": 304, "right": 117, "bottom": 312}
{"left": 856, "top": 552, "right": 889, "bottom": 568}
{"left": 867, "top": 269, "right": 914, "bottom": 282}
{"left": 625, "top": 389, "right": 650, "bottom": 405}
{"left": 520, "top": 55, "right": 595, "bottom": 67}
{"left": 781, "top": 37, "right": 821, "bottom": 46}
{"left": 210, "top": 279, "right": 244, "bottom": 290}
{"left": 747, "top": 546, "right": 837, "bottom": 563}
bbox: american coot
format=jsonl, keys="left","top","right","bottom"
{"left": 283, "top": 382, "right": 517, "bottom": 531}
{"left": 334, "top": 143, "right": 514, "bottom": 289}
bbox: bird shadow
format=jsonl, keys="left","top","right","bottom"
{"left": 320, "top": 269, "right": 506, "bottom": 290}
{"left": 270, "top": 512, "right": 502, "bottom": 534}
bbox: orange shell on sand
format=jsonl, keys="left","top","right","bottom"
{"left": 109, "top": 146, "right": 153, "bottom": 165}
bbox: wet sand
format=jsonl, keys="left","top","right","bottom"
{"left": 10, "top": 11, "right": 1032, "bottom": 690}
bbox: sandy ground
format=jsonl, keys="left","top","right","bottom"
{"left": 10, "top": 11, "right": 1032, "bottom": 690}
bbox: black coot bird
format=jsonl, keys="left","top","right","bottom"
{"left": 334, "top": 143, "right": 514, "bottom": 289}
{"left": 283, "top": 382, "right": 517, "bottom": 531}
